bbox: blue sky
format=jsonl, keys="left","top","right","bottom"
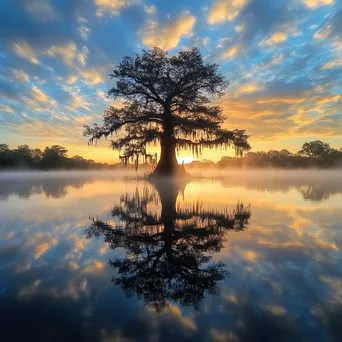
{"left": 0, "top": 0, "right": 341, "bottom": 162}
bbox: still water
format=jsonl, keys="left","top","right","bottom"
{"left": 0, "top": 170, "right": 341, "bottom": 342}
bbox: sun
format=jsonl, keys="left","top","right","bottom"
{"left": 177, "top": 156, "right": 194, "bottom": 164}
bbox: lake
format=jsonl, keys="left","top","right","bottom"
{"left": 0, "top": 170, "right": 341, "bottom": 342}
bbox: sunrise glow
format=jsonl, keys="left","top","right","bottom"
{"left": 0, "top": 0, "right": 341, "bottom": 163}
{"left": 177, "top": 156, "right": 194, "bottom": 165}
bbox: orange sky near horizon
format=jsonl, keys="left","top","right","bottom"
{"left": 1, "top": 0, "right": 341, "bottom": 163}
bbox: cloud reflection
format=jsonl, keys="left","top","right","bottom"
{"left": 0, "top": 172, "right": 341, "bottom": 341}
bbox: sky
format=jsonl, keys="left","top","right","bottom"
{"left": 0, "top": 0, "right": 341, "bottom": 163}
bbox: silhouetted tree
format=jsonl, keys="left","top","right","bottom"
{"left": 40, "top": 145, "right": 68, "bottom": 169}
{"left": 84, "top": 48, "right": 250, "bottom": 176}
{"left": 298, "top": 141, "right": 334, "bottom": 159}
{"left": 214, "top": 142, "right": 342, "bottom": 169}
{"left": 12, "top": 144, "right": 34, "bottom": 167}
{"left": 85, "top": 178, "right": 251, "bottom": 312}
{"left": 0, "top": 144, "right": 13, "bottom": 168}
{"left": 0, "top": 143, "right": 118, "bottom": 170}
{"left": 32, "top": 148, "right": 43, "bottom": 163}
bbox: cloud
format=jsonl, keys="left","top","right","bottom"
{"left": 302, "top": 0, "right": 334, "bottom": 9}
{"left": 66, "top": 92, "right": 91, "bottom": 112}
{"left": 44, "top": 43, "right": 78, "bottom": 65}
{"left": 142, "top": 13, "right": 196, "bottom": 50}
{"left": 94, "top": 0, "right": 137, "bottom": 17}
{"left": 0, "top": 105, "right": 14, "bottom": 114}
{"left": 67, "top": 75, "right": 78, "bottom": 84}
{"left": 144, "top": 5, "right": 156, "bottom": 15}
{"left": 79, "top": 25, "right": 90, "bottom": 40}
{"left": 235, "top": 24, "right": 245, "bottom": 33}
{"left": 167, "top": 305, "right": 197, "bottom": 331}
{"left": 260, "top": 32, "right": 288, "bottom": 46}
{"left": 210, "top": 329, "right": 239, "bottom": 342}
{"left": 33, "top": 238, "right": 58, "bottom": 259}
{"left": 207, "top": 0, "right": 248, "bottom": 24}
{"left": 22, "top": 86, "right": 57, "bottom": 112}
{"left": 314, "top": 25, "right": 332, "bottom": 40}
{"left": 316, "top": 94, "right": 341, "bottom": 105}
{"left": 202, "top": 37, "right": 210, "bottom": 46}
{"left": 10, "top": 40, "right": 87, "bottom": 69}
{"left": 83, "top": 260, "right": 105, "bottom": 273}
{"left": 77, "top": 15, "right": 90, "bottom": 40}
{"left": 0, "top": 0, "right": 341, "bottom": 161}
{"left": 222, "top": 44, "right": 240, "bottom": 59}
{"left": 23, "top": 0, "right": 56, "bottom": 20}
{"left": 236, "top": 83, "right": 265, "bottom": 94}
{"left": 211, "top": 0, "right": 300, "bottom": 58}
{"left": 10, "top": 40, "right": 39, "bottom": 64}
{"left": 96, "top": 89, "right": 107, "bottom": 99}
{"left": 215, "top": 76, "right": 342, "bottom": 140}
{"left": 31, "top": 86, "right": 55, "bottom": 105}
{"left": 321, "top": 58, "right": 342, "bottom": 69}
{"left": 262, "top": 305, "right": 287, "bottom": 316}
{"left": 77, "top": 46, "right": 89, "bottom": 66}
{"left": 79, "top": 68, "right": 105, "bottom": 85}
{"left": 11, "top": 70, "right": 29, "bottom": 83}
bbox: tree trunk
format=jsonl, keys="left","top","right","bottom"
{"left": 152, "top": 110, "right": 186, "bottom": 177}
{"left": 153, "top": 139, "right": 180, "bottom": 176}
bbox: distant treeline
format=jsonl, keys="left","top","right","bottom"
{"left": 1, "top": 140, "right": 342, "bottom": 171}
{"left": 187, "top": 141, "right": 342, "bottom": 169}
{"left": 0, "top": 144, "right": 116, "bottom": 170}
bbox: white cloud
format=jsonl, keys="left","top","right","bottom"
{"left": 314, "top": 25, "right": 332, "bottom": 40}
{"left": 222, "top": 44, "right": 240, "bottom": 59}
{"left": 11, "top": 69, "right": 29, "bottom": 83}
{"left": 79, "top": 68, "right": 105, "bottom": 85}
{"left": 77, "top": 46, "right": 89, "bottom": 66}
{"left": 31, "top": 86, "right": 54, "bottom": 104}
{"left": 23, "top": 0, "right": 56, "bottom": 20}
{"left": 96, "top": 89, "right": 107, "bottom": 99}
{"left": 79, "top": 25, "right": 90, "bottom": 40}
{"left": 202, "top": 37, "right": 210, "bottom": 46}
{"left": 303, "top": 0, "right": 334, "bottom": 9}
{"left": 61, "top": 85, "right": 91, "bottom": 111}
{"left": 0, "top": 104, "right": 14, "bottom": 114}
{"left": 269, "top": 53, "right": 284, "bottom": 66}
{"left": 143, "top": 13, "right": 196, "bottom": 50}
{"left": 94, "top": 0, "right": 138, "bottom": 17}
{"left": 23, "top": 86, "right": 57, "bottom": 112}
{"left": 208, "top": 0, "right": 248, "bottom": 24}
{"left": 216, "top": 37, "right": 230, "bottom": 48}
{"left": 11, "top": 40, "right": 39, "bottom": 64}
{"left": 235, "top": 24, "right": 245, "bottom": 33}
{"left": 44, "top": 43, "right": 77, "bottom": 65}
{"left": 260, "top": 32, "right": 288, "bottom": 46}
{"left": 321, "top": 58, "right": 342, "bottom": 69}
{"left": 144, "top": 5, "right": 156, "bottom": 14}
{"left": 67, "top": 75, "right": 78, "bottom": 84}
{"left": 236, "top": 83, "right": 265, "bottom": 94}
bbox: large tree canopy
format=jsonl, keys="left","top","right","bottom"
{"left": 84, "top": 47, "right": 250, "bottom": 176}
{"left": 298, "top": 140, "right": 336, "bottom": 159}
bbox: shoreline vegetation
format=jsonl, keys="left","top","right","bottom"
{"left": 1, "top": 140, "right": 342, "bottom": 171}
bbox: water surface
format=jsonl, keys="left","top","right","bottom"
{"left": 0, "top": 170, "right": 341, "bottom": 342}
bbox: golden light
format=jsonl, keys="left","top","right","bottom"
{"left": 177, "top": 156, "right": 193, "bottom": 164}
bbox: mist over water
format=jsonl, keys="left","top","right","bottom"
{"left": 0, "top": 170, "right": 341, "bottom": 341}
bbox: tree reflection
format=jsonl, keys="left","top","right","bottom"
{"left": 220, "top": 174, "right": 342, "bottom": 203}
{"left": 0, "top": 176, "right": 94, "bottom": 200}
{"left": 85, "top": 178, "right": 251, "bottom": 312}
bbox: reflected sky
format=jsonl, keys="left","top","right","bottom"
{"left": 0, "top": 171, "right": 341, "bottom": 342}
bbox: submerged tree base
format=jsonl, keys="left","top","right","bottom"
{"left": 149, "top": 163, "right": 188, "bottom": 179}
